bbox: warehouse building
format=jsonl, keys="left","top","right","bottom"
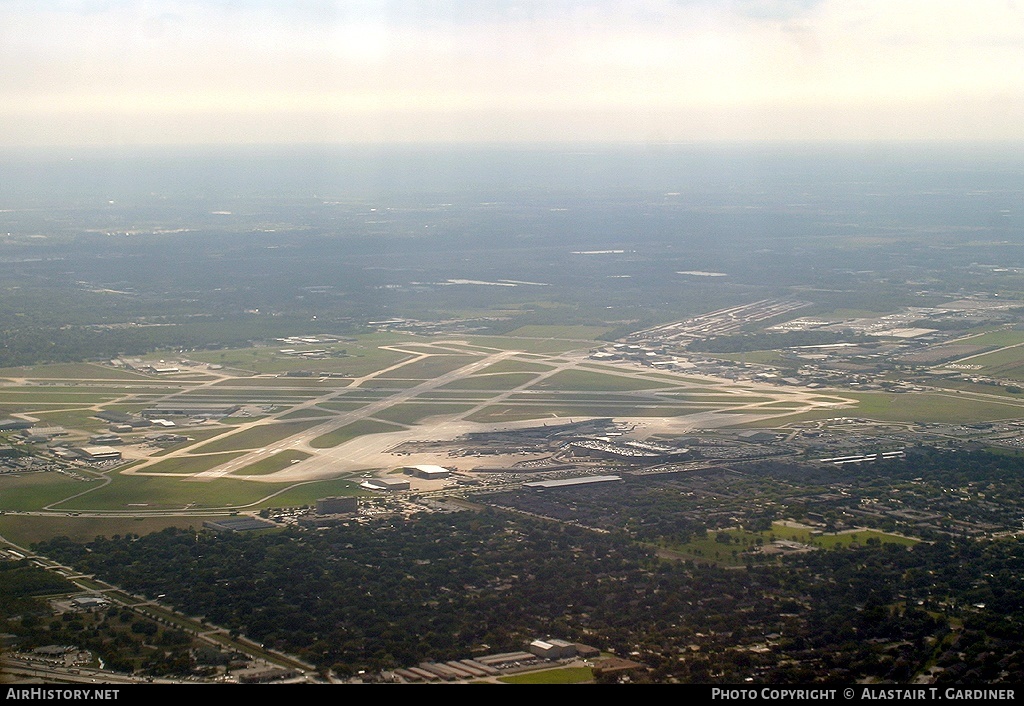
{"left": 316, "top": 496, "right": 358, "bottom": 514}
{"left": 403, "top": 464, "right": 451, "bottom": 480}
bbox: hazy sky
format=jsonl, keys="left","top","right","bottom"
{"left": 2, "top": 0, "right": 1022, "bottom": 146}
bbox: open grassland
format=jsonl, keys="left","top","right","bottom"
{"left": 317, "top": 401, "right": 372, "bottom": 411}
{"left": 946, "top": 347, "right": 1024, "bottom": 380}
{"left": 461, "top": 335, "right": 593, "bottom": 354}
{"left": 310, "top": 419, "right": 405, "bottom": 448}
{"left": 0, "top": 391, "right": 122, "bottom": 405}
{"left": 502, "top": 324, "right": 609, "bottom": 340}
{"left": 265, "top": 478, "right": 367, "bottom": 505}
{"left": 370, "top": 403, "right": 476, "bottom": 426}
{"left": 0, "top": 514, "right": 204, "bottom": 546}
{"left": 377, "top": 355, "right": 478, "bottom": 379}
{"left": 666, "top": 523, "right": 918, "bottom": 567}
{"left": 1, "top": 470, "right": 367, "bottom": 519}
{"left": 743, "top": 390, "right": 1024, "bottom": 426}
{"left": 466, "top": 404, "right": 718, "bottom": 423}
{"left": 469, "top": 359, "right": 555, "bottom": 374}
{"left": 357, "top": 378, "right": 424, "bottom": 389}
{"left": 212, "top": 377, "right": 353, "bottom": 387}
{"left": 497, "top": 667, "right": 595, "bottom": 684}
{"left": 189, "top": 344, "right": 411, "bottom": 377}
{"left": 137, "top": 452, "right": 246, "bottom": 475}
{"left": 530, "top": 369, "right": 674, "bottom": 392}
{"left": 233, "top": 450, "right": 312, "bottom": 476}
{"left": 52, "top": 473, "right": 300, "bottom": 511}
{"left": 176, "top": 387, "right": 324, "bottom": 398}
{"left": 415, "top": 391, "right": 493, "bottom": 400}
{"left": 507, "top": 392, "right": 661, "bottom": 402}
{"left": 187, "top": 420, "right": 323, "bottom": 453}
{"left": 149, "top": 427, "right": 233, "bottom": 455}
{"left": 439, "top": 372, "right": 539, "bottom": 390}
{"left": 847, "top": 391, "right": 1024, "bottom": 423}
{"left": 30, "top": 409, "right": 112, "bottom": 432}
{"left": 0, "top": 363, "right": 155, "bottom": 380}
{"left": 950, "top": 329, "right": 1024, "bottom": 348}
{"left": 0, "top": 472, "right": 101, "bottom": 512}
{"left": 930, "top": 378, "right": 1024, "bottom": 398}
{"left": 278, "top": 407, "right": 336, "bottom": 419}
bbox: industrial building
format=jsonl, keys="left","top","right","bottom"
{"left": 362, "top": 478, "right": 410, "bottom": 492}
{"left": 404, "top": 464, "right": 451, "bottom": 480}
{"left": 78, "top": 446, "right": 122, "bottom": 461}
{"left": 529, "top": 638, "right": 578, "bottom": 659}
{"left": 316, "top": 496, "right": 358, "bottom": 514}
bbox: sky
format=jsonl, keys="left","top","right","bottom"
{"left": 2, "top": 0, "right": 1023, "bottom": 147}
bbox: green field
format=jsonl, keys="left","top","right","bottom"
{"left": 439, "top": 372, "right": 539, "bottom": 390}
{"left": 377, "top": 355, "right": 478, "bottom": 379}
{"left": 471, "top": 359, "right": 555, "bottom": 374}
{"left": 370, "top": 403, "right": 476, "bottom": 426}
{"left": 0, "top": 514, "right": 204, "bottom": 546}
{"left": 0, "top": 472, "right": 102, "bottom": 512}
{"left": 666, "top": 523, "right": 918, "bottom": 567}
{"left": 0, "top": 363, "right": 156, "bottom": 380}
{"left": 52, "top": 473, "right": 302, "bottom": 511}
{"left": 846, "top": 391, "right": 1024, "bottom": 423}
{"left": 357, "top": 378, "right": 424, "bottom": 389}
{"left": 502, "top": 324, "right": 609, "bottom": 340}
{"left": 233, "top": 450, "right": 313, "bottom": 476}
{"left": 497, "top": 667, "right": 595, "bottom": 684}
{"left": 278, "top": 407, "right": 336, "bottom": 419}
{"left": 212, "top": 377, "right": 353, "bottom": 387}
{"left": 529, "top": 369, "right": 673, "bottom": 392}
{"left": 136, "top": 452, "right": 246, "bottom": 475}
{"left": 946, "top": 345, "right": 1024, "bottom": 380}
{"left": 188, "top": 420, "right": 323, "bottom": 453}
{"left": 309, "top": 419, "right": 405, "bottom": 448}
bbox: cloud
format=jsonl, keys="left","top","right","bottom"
{"left": 1, "top": 0, "right": 1022, "bottom": 144}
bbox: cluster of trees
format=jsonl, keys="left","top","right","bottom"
{"left": 33, "top": 504, "right": 1024, "bottom": 682}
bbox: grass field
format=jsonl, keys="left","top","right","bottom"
{"left": 188, "top": 420, "right": 323, "bottom": 454}
{"left": 309, "top": 419, "right": 405, "bottom": 448}
{"left": 471, "top": 359, "right": 555, "bottom": 374}
{"left": 376, "top": 355, "right": 478, "bottom": 379}
{"left": 497, "top": 667, "right": 594, "bottom": 684}
{"left": 0, "top": 472, "right": 102, "bottom": 512}
{"left": 136, "top": 452, "right": 246, "bottom": 475}
{"left": 149, "top": 427, "right": 233, "bottom": 456}
{"left": 277, "top": 407, "right": 336, "bottom": 419}
{"left": 233, "top": 450, "right": 312, "bottom": 476}
{"left": 846, "top": 391, "right": 1024, "bottom": 423}
{"left": 439, "top": 372, "right": 539, "bottom": 390}
{"left": 0, "top": 363, "right": 155, "bottom": 380}
{"left": 370, "top": 403, "right": 476, "bottom": 426}
{"left": 357, "top": 378, "right": 424, "bottom": 389}
{"left": 0, "top": 514, "right": 204, "bottom": 546}
{"left": 946, "top": 346, "right": 1024, "bottom": 380}
{"left": 30, "top": 409, "right": 111, "bottom": 432}
{"left": 666, "top": 523, "right": 918, "bottom": 567}
{"left": 529, "top": 369, "right": 675, "bottom": 392}
{"left": 465, "top": 404, "right": 717, "bottom": 423}
{"left": 461, "top": 335, "right": 594, "bottom": 354}
{"left": 212, "top": 377, "right": 353, "bottom": 387}
{"left": 502, "top": 324, "right": 609, "bottom": 340}
{"left": 52, "top": 473, "right": 304, "bottom": 511}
